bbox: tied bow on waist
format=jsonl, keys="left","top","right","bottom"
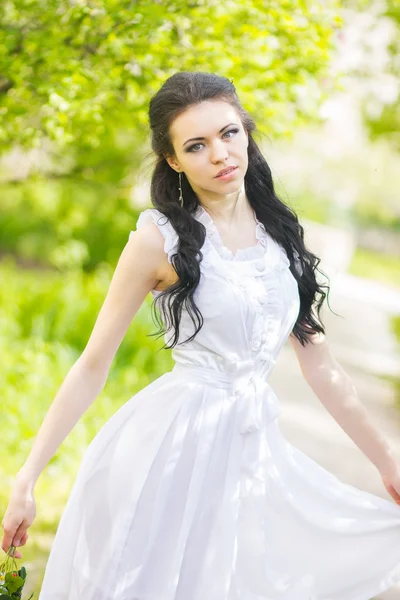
{"left": 172, "top": 356, "right": 280, "bottom": 435}
{"left": 225, "top": 358, "right": 279, "bottom": 434}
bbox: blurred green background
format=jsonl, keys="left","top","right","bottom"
{"left": 1, "top": 0, "right": 399, "bottom": 596}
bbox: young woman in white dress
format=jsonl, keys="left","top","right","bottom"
{"left": 2, "top": 71, "right": 400, "bottom": 600}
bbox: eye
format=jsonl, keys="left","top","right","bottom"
{"left": 186, "top": 128, "right": 240, "bottom": 153}
{"left": 223, "top": 127, "right": 239, "bottom": 138}
{"left": 187, "top": 142, "right": 203, "bottom": 153}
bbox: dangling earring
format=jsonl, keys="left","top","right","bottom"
{"left": 178, "top": 172, "right": 184, "bottom": 207}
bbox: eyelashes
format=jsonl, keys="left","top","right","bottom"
{"left": 186, "top": 128, "right": 240, "bottom": 153}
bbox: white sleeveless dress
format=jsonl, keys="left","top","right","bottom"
{"left": 38, "top": 205, "right": 400, "bottom": 600}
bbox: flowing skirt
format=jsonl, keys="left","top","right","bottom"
{"left": 38, "top": 369, "right": 400, "bottom": 600}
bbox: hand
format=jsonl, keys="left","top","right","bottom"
{"left": 379, "top": 461, "right": 400, "bottom": 505}
{"left": 1, "top": 479, "right": 36, "bottom": 559}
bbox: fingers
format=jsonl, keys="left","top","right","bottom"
{"left": 19, "top": 532, "right": 29, "bottom": 546}
{"left": 13, "top": 521, "right": 28, "bottom": 547}
{"left": 1, "top": 523, "right": 29, "bottom": 554}
{"left": 8, "top": 546, "right": 23, "bottom": 559}
{"left": 1, "top": 531, "right": 29, "bottom": 560}
{"left": 1, "top": 528, "right": 15, "bottom": 554}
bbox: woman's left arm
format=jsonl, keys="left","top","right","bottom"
{"left": 289, "top": 330, "right": 400, "bottom": 504}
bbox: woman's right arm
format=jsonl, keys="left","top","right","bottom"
{"left": 1, "top": 359, "right": 109, "bottom": 558}
{"left": 1, "top": 221, "right": 168, "bottom": 556}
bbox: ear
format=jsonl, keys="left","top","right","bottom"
{"left": 164, "top": 155, "right": 181, "bottom": 173}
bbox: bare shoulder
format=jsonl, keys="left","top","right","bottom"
{"left": 128, "top": 219, "right": 168, "bottom": 253}
{"left": 125, "top": 220, "right": 178, "bottom": 292}
{"left": 78, "top": 222, "right": 173, "bottom": 371}
{"left": 127, "top": 221, "right": 166, "bottom": 271}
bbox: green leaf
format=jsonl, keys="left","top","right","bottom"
{"left": 4, "top": 574, "right": 24, "bottom": 594}
{"left": 16, "top": 568, "right": 25, "bottom": 580}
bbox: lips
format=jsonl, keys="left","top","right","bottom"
{"left": 215, "top": 166, "right": 237, "bottom": 178}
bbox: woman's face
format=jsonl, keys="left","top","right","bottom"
{"left": 166, "top": 100, "right": 249, "bottom": 200}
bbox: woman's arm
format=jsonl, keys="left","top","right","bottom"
{"left": 14, "top": 222, "right": 167, "bottom": 492}
{"left": 14, "top": 359, "right": 109, "bottom": 491}
{"left": 2, "top": 222, "right": 170, "bottom": 556}
{"left": 289, "top": 331, "right": 397, "bottom": 475}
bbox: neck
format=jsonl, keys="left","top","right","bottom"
{"left": 197, "top": 185, "right": 250, "bottom": 223}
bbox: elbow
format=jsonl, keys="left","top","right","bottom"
{"left": 75, "top": 352, "right": 111, "bottom": 381}
{"left": 303, "top": 360, "right": 355, "bottom": 403}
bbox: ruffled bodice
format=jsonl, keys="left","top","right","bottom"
{"left": 193, "top": 204, "right": 269, "bottom": 262}
{"left": 131, "top": 206, "right": 301, "bottom": 391}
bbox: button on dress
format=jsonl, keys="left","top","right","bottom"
{"left": 38, "top": 205, "right": 400, "bottom": 600}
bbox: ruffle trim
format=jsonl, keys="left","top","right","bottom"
{"left": 193, "top": 204, "right": 303, "bottom": 276}
{"left": 131, "top": 206, "right": 297, "bottom": 274}
{"left": 132, "top": 209, "right": 179, "bottom": 264}
{"left": 193, "top": 205, "right": 268, "bottom": 262}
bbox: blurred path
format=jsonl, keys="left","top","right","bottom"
{"left": 271, "top": 272, "right": 400, "bottom": 599}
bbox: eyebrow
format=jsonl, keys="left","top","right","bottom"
{"left": 182, "top": 123, "right": 238, "bottom": 148}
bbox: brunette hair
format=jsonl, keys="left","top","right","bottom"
{"left": 146, "top": 71, "right": 332, "bottom": 349}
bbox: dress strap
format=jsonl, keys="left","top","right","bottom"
{"left": 129, "top": 208, "right": 179, "bottom": 264}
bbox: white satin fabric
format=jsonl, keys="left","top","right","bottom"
{"left": 38, "top": 206, "right": 400, "bottom": 600}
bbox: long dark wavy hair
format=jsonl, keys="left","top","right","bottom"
{"left": 145, "top": 71, "right": 332, "bottom": 349}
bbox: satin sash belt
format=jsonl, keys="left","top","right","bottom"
{"left": 171, "top": 358, "right": 280, "bottom": 435}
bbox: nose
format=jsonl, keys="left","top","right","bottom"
{"left": 210, "top": 140, "right": 229, "bottom": 163}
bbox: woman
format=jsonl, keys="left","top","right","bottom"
{"left": 2, "top": 71, "right": 400, "bottom": 600}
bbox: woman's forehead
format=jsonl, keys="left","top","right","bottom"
{"left": 170, "top": 102, "right": 240, "bottom": 144}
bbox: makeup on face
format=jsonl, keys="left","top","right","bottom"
{"left": 183, "top": 125, "right": 240, "bottom": 154}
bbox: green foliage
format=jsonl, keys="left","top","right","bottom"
{"left": 388, "top": 315, "right": 400, "bottom": 411}
{"left": 0, "top": 0, "right": 342, "bottom": 270}
{"left": 363, "top": 0, "right": 400, "bottom": 150}
{"left": 393, "top": 315, "right": 400, "bottom": 338}
{"left": 0, "top": 0, "right": 341, "bottom": 156}
{"left": 0, "top": 176, "right": 138, "bottom": 269}
{"left": 348, "top": 247, "right": 400, "bottom": 288}
{"left": 275, "top": 186, "right": 334, "bottom": 225}
{"left": 0, "top": 547, "right": 31, "bottom": 599}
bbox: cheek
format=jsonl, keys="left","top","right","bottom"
{"left": 228, "top": 137, "right": 247, "bottom": 159}
{"left": 238, "top": 134, "right": 249, "bottom": 153}
{"left": 185, "top": 156, "right": 210, "bottom": 180}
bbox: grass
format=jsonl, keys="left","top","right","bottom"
{"left": 348, "top": 246, "right": 400, "bottom": 289}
